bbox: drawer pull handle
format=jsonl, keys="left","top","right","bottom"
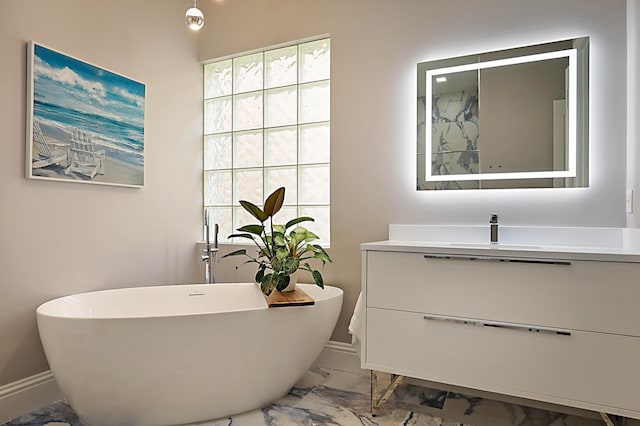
{"left": 423, "top": 314, "right": 571, "bottom": 336}
{"left": 423, "top": 254, "right": 571, "bottom": 266}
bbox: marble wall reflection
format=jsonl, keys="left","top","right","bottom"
{"left": 432, "top": 90, "right": 479, "bottom": 176}
{"left": 417, "top": 89, "right": 481, "bottom": 190}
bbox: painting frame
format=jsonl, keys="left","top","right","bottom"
{"left": 26, "top": 41, "right": 146, "bottom": 188}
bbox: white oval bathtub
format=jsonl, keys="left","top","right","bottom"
{"left": 36, "top": 283, "right": 343, "bottom": 426}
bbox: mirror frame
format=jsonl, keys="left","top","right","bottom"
{"left": 417, "top": 37, "right": 589, "bottom": 190}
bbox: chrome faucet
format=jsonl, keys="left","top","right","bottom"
{"left": 202, "top": 212, "right": 219, "bottom": 284}
{"left": 490, "top": 214, "right": 499, "bottom": 243}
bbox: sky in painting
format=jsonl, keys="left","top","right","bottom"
{"left": 33, "top": 43, "right": 145, "bottom": 131}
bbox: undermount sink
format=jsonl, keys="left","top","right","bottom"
{"left": 449, "top": 242, "right": 540, "bottom": 249}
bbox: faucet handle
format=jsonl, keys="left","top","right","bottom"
{"left": 196, "top": 253, "right": 209, "bottom": 269}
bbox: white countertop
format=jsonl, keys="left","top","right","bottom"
{"left": 361, "top": 225, "right": 640, "bottom": 263}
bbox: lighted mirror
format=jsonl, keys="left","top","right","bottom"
{"left": 417, "top": 37, "right": 589, "bottom": 190}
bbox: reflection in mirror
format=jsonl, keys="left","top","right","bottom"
{"left": 417, "top": 37, "right": 589, "bottom": 190}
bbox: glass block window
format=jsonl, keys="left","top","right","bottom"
{"left": 204, "top": 38, "right": 331, "bottom": 245}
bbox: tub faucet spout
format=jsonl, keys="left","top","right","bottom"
{"left": 203, "top": 212, "right": 219, "bottom": 284}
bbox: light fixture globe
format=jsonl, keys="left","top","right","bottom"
{"left": 186, "top": 6, "right": 204, "bottom": 30}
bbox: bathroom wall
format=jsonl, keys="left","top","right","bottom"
{"left": 0, "top": 0, "right": 202, "bottom": 387}
{"left": 199, "top": 0, "right": 628, "bottom": 343}
{"left": 628, "top": 0, "right": 640, "bottom": 225}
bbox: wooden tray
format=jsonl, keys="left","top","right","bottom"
{"left": 265, "top": 286, "right": 315, "bottom": 307}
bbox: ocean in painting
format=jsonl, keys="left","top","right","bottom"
{"left": 31, "top": 43, "right": 145, "bottom": 186}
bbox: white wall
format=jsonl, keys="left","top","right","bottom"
{"left": 200, "top": 0, "right": 628, "bottom": 343}
{"left": 0, "top": 0, "right": 202, "bottom": 386}
{"left": 628, "top": 0, "right": 640, "bottom": 225}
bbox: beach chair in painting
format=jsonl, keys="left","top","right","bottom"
{"left": 32, "top": 122, "right": 69, "bottom": 169}
{"left": 65, "top": 130, "right": 106, "bottom": 180}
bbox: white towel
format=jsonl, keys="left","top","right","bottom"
{"left": 348, "top": 291, "right": 364, "bottom": 355}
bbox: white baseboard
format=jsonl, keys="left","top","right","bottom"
{"left": 0, "top": 370, "right": 62, "bottom": 424}
{"left": 314, "top": 339, "right": 364, "bottom": 375}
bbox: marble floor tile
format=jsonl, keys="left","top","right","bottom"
{"left": 388, "top": 383, "right": 448, "bottom": 411}
{"left": 281, "top": 385, "right": 440, "bottom": 426}
{"left": 442, "top": 392, "right": 603, "bottom": 426}
{"left": 193, "top": 407, "right": 270, "bottom": 426}
{"left": 4, "top": 400, "right": 81, "bottom": 426}
{"left": 294, "top": 386, "right": 379, "bottom": 425}
{"left": 293, "top": 366, "right": 333, "bottom": 391}
{"left": 316, "top": 369, "right": 371, "bottom": 395}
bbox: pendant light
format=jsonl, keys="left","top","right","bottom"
{"left": 186, "top": 0, "right": 204, "bottom": 31}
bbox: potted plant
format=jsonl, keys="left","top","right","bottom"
{"left": 221, "top": 187, "right": 332, "bottom": 296}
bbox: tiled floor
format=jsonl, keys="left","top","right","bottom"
{"left": 4, "top": 367, "right": 607, "bottom": 426}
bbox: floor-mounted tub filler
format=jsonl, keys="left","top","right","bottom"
{"left": 36, "top": 283, "right": 343, "bottom": 426}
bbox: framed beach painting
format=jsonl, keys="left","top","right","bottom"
{"left": 26, "top": 41, "right": 145, "bottom": 187}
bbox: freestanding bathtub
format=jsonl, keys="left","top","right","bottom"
{"left": 36, "top": 283, "right": 343, "bottom": 426}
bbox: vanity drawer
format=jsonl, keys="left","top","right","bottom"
{"left": 365, "top": 307, "right": 640, "bottom": 415}
{"left": 365, "top": 250, "right": 640, "bottom": 336}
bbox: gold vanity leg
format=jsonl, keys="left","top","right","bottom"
{"left": 599, "top": 412, "right": 618, "bottom": 426}
{"left": 371, "top": 370, "right": 404, "bottom": 416}
{"left": 371, "top": 370, "right": 379, "bottom": 416}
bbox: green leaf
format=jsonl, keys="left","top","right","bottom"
{"left": 285, "top": 216, "right": 314, "bottom": 230}
{"left": 237, "top": 224, "right": 265, "bottom": 235}
{"left": 255, "top": 265, "right": 265, "bottom": 283}
{"left": 263, "top": 187, "right": 285, "bottom": 217}
{"left": 228, "top": 233, "right": 258, "bottom": 241}
{"left": 273, "top": 224, "right": 285, "bottom": 234}
{"left": 240, "top": 200, "right": 268, "bottom": 222}
{"left": 275, "top": 247, "right": 289, "bottom": 263}
{"left": 290, "top": 227, "right": 308, "bottom": 244}
{"left": 312, "top": 270, "right": 324, "bottom": 289}
{"left": 273, "top": 231, "right": 286, "bottom": 246}
{"left": 235, "top": 258, "right": 260, "bottom": 268}
{"left": 220, "top": 249, "right": 247, "bottom": 259}
{"left": 303, "top": 230, "right": 319, "bottom": 242}
{"left": 271, "top": 256, "right": 283, "bottom": 271}
{"left": 260, "top": 272, "right": 281, "bottom": 295}
{"left": 311, "top": 244, "right": 332, "bottom": 263}
{"left": 260, "top": 273, "right": 274, "bottom": 295}
{"left": 275, "top": 273, "right": 290, "bottom": 291}
{"left": 284, "top": 257, "right": 299, "bottom": 274}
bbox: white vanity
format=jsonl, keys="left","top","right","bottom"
{"left": 361, "top": 225, "right": 640, "bottom": 420}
